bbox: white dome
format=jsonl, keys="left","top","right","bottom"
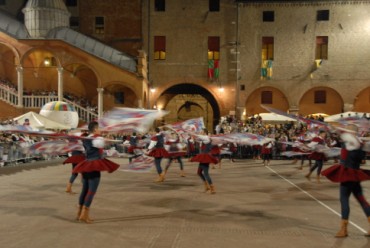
{"left": 22, "top": 0, "right": 70, "bottom": 38}
{"left": 24, "top": 0, "right": 68, "bottom": 11}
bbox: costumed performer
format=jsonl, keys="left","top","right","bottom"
{"left": 163, "top": 132, "right": 187, "bottom": 177}
{"left": 321, "top": 124, "right": 370, "bottom": 237}
{"left": 73, "top": 121, "right": 120, "bottom": 223}
{"left": 305, "top": 129, "right": 327, "bottom": 180}
{"left": 126, "top": 132, "right": 140, "bottom": 163}
{"left": 190, "top": 129, "right": 218, "bottom": 194}
{"left": 147, "top": 127, "right": 169, "bottom": 182}
{"left": 63, "top": 132, "right": 87, "bottom": 194}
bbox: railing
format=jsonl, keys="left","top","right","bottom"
{"left": 63, "top": 99, "right": 98, "bottom": 123}
{"left": 0, "top": 84, "right": 98, "bottom": 123}
{"left": 0, "top": 86, "right": 18, "bottom": 106}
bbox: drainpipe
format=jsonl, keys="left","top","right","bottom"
{"left": 235, "top": 3, "right": 241, "bottom": 119}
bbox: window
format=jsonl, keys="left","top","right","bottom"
{"left": 317, "top": 10, "right": 329, "bottom": 21}
{"left": 208, "top": 36, "right": 220, "bottom": 60}
{"left": 95, "top": 16, "right": 105, "bottom": 34}
{"left": 155, "top": 0, "right": 165, "bottom": 11}
{"left": 0, "top": 0, "right": 5, "bottom": 5}
{"left": 114, "top": 92, "right": 125, "bottom": 104}
{"left": 263, "top": 11, "right": 274, "bottom": 22}
{"left": 316, "top": 36, "right": 328, "bottom": 60}
{"left": 240, "top": 85, "right": 245, "bottom": 91}
{"left": 262, "top": 37, "right": 274, "bottom": 60}
{"left": 66, "top": 0, "right": 77, "bottom": 7}
{"left": 261, "top": 91, "right": 273, "bottom": 104}
{"left": 314, "top": 90, "right": 326, "bottom": 104}
{"left": 154, "top": 36, "right": 166, "bottom": 60}
{"left": 70, "top": 17, "right": 79, "bottom": 29}
{"left": 209, "top": 0, "right": 220, "bottom": 12}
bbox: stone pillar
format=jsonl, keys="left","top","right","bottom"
{"left": 16, "top": 66, "right": 24, "bottom": 107}
{"left": 57, "top": 67, "right": 64, "bottom": 101}
{"left": 97, "top": 88, "right": 104, "bottom": 118}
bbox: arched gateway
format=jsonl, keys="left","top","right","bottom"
{"left": 154, "top": 83, "right": 220, "bottom": 132}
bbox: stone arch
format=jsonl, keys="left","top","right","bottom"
{"left": 100, "top": 82, "right": 140, "bottom": 110}
{"left": 20, "top": 47, "right": 62, "bottom": 92}
{"left": 0, "top": 42, "right": 21, "bottom": 83}
{"left": 299, "top": 86, "right": 343, "bottom": 115}
{"left": 353, "top": 86, "right": 370, "bottom": 112}
{"left": 177, "top": 101, "right": 204, "bottom": 120}
{"left": 245, "top": 87, "right": 289, "bottom": 115}
{"left": 21, "top": 47, "right": 62, "bottom": 67}
{"left": 155, "top": 83, "right": 220, "bottom": 132}
{"left": 63, "top": 63, "right": 99, "bottom": 104}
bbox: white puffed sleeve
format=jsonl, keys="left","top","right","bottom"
{"left": 92, "top": 137, "right": 105, "bottom": 148}
{"left": 340, "top": 133, "right": 360, "bottom": 151}
{"left": 197, "top": 135, "right": 211, "bottom": 144}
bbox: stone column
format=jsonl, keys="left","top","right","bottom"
{"left": 57, "top": 67, "right": 64, "bottom": 101}
{"left": 16, "top": 66, "right": 24, "bottom": 107}
{"left": 97, "top": 88, "right": 104, "bottom": 118}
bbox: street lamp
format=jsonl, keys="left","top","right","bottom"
{"left": 149, "top": 86, "right": 156, "bottom": 109}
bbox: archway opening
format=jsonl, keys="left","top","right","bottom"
{"left": 155, "top": 83, "right": 220, "bottom": 132}
{"left": 354, "top": 87, "right": 370, "bottom": 112}
{"left": 245, "top": 87, "right": 289, "bottom": 115}
{"left": 299, "top": 87, "right": 343, "bottom": 115}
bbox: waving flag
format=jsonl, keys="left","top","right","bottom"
{"left": 26, "top": 140, "right": 84, "bottom": 155}
{"left": 120, "top": 155, "right": 154, "bottom": 172}
{"left": 95, "top": 107, "right": 169, "bottom": 133}
{"left": 200, "top": 133, "right": 274, "bottom": 146}
{"left": 165, "top": 117, "right": 205, "bottom": 134}
{"left": 261, "top": 105, "right": 332, "bottom": 131}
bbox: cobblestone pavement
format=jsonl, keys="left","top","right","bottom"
{"left": 0, "top": 158, "right": 369, "bottom": 248}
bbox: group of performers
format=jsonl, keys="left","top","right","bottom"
{"left": 60, "top": 119, "right": 370, "bottom": 238}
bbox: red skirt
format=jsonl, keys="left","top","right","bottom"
{"left": 321, "top": 164, "right": 370, "bottom": 183}
{"left": 148, "top": 148, "right": 169, "bottom": 158}
{"left": 63, "top": 154, "right": 86, "bottom": 164}
{"left": 165, "top": 151, "right": 187, "bottom": 158}
{"left": 128, "top": 146, "right": 138, "bottom": 154}
{"left": 308, "top": 152, "right": 325, "bottom": 160}
{"left": 211, "top": 146, "right": 221, "bottom": 156}
{"left": 190, "top": 153, "right": 219, "bottom": 164}
{"left": 73, "top": 158, "right": 120, "bottom": 173}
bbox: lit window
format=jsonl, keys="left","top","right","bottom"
{"left": 316, "top": 36, "right": 328, "bottom": 60}
{"left": 154, "top": 36, "right": 166, "bottom": 60}
{"left": 317, "top": 10, "right": 329, "bottom": 21}
{"left": 263, "top": 11, "right": 274, "bottom": 22}
{"left": 209, "top": 0, "right": 220, "bottom": 12}
{"left": 262, "top": 37, "right": 274, "bottom": 61}
{"left": 155, "top": 0, "right": 165, "bottom": 11}
{"left": 314, "top": 90, "right": 326, "bottom": 104}
{"left": 208, "top": 36, "right": 220, "bottom": 60}
{"left": 95, "top": 16, "right": 105, "bottom": 34}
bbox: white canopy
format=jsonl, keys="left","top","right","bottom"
{"left": 13, "top": 111, "right": 71, "bottom": 130}
{"left": 251, "top": 113, "right": 297, "bottom": 122}
{"left": 324, "top": 111, "right": 368, "bottom": 122}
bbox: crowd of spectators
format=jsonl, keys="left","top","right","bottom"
{"left": 0, "top": 77, "right": 98, "bottom": 113}
{"left": 213, "top": 114, "right": 369, "bottom": 160}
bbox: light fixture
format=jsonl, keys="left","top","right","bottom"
{"left": 44, "top": 57, "right": 51, "bottom": 66}
{"left": 218, "top": 86, "right": 224, "bottom": 92}
{"left": 150, "top": 87, "right": 156, "bottom": 93}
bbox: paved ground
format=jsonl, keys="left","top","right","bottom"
{"left": 0, "top": 158, "right": 370, "bottom": 248}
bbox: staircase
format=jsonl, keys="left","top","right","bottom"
{"left": 0, "top": 85, "right": 98, "bottom": 124}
